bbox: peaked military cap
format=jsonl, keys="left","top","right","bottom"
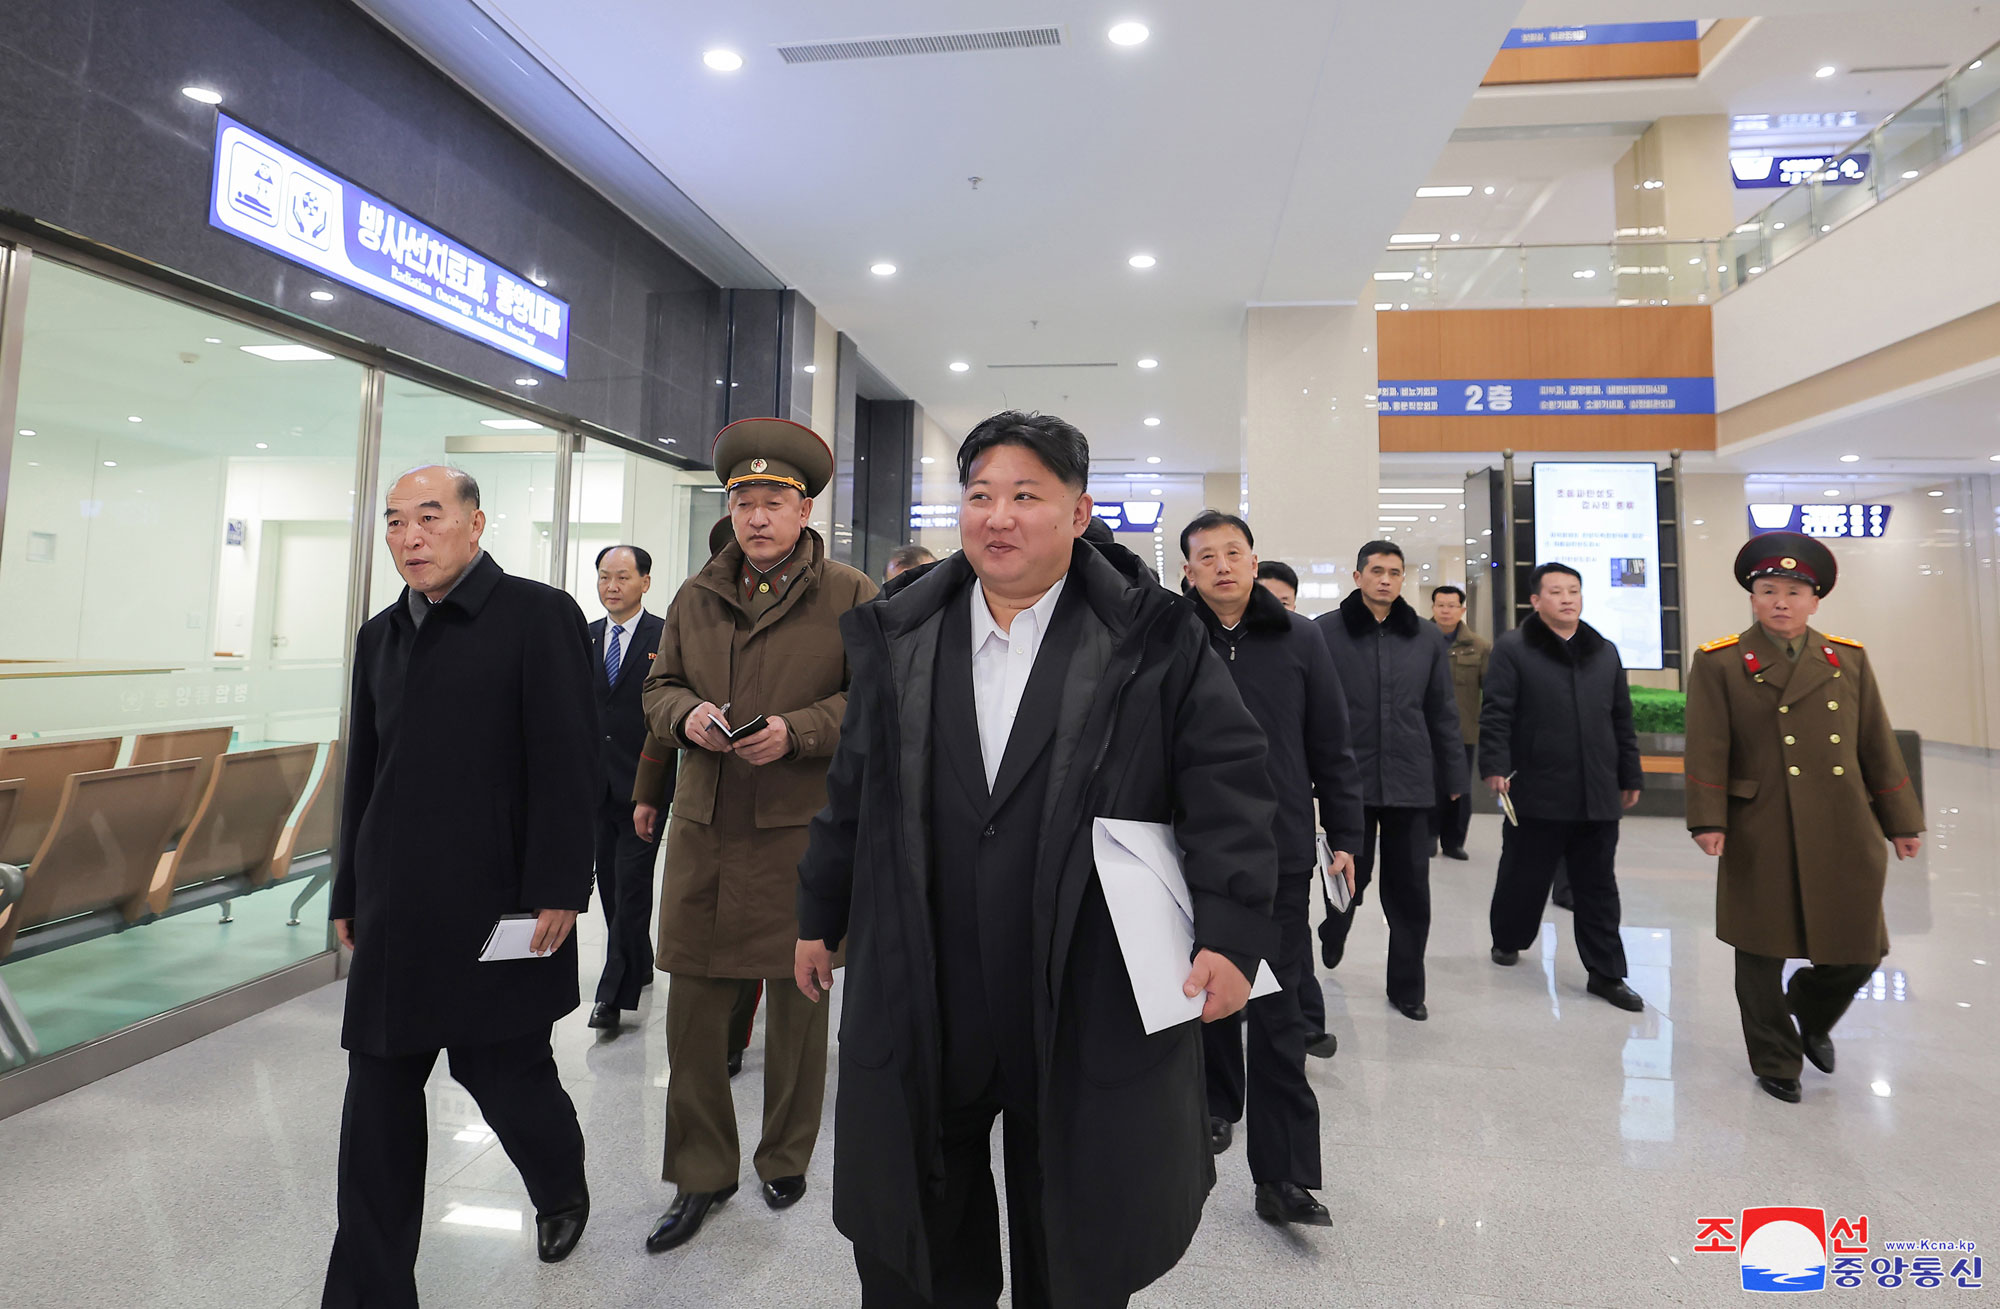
{"left": 1735, "top": 531, "right": 1837, "bottom": 597}
{"left": 711, "top": 417, "right": 832, "bottom": 499}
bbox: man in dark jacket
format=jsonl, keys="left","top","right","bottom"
{"left": 1480, "top": 562, "right": 1646, "bottom": 1012}
{"left": 1314, "top": 541, "right": 1464, "bottom": 1021}
{"left": 586, "top": 544, "right": 671, "bottom": 1034}
{"left": 325, "top": 466, "right": 595, "bottom": 1305}
{"left": 795, "top": 412, "right": 1279, "bottom": 1307}
{"left": 1180, "top": 510, "right": 1359, "bottom": 1226}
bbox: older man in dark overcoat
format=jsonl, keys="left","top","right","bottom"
{"left": 324, "top": 465, "right": 597, "bottom": 1307}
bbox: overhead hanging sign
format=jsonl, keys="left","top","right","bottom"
{"left": 208, "top": 113, "right": 570, "bottom": 375}
{"left": 1502, "top": 21, "right": 1697, "bottom": 48}
{"left": 1092, "top": 500, "right": 1167, "bottom": 532}
{"left": 1731, "top": 152, "right": 1870, "bottom": 189}
{"left": 1532, "top": 462, "right": 1665, "bottom": 670}
{"left": 1732, "top": 111, "right": 1863, "bottom": 134}
{"left": 1375, "top": 378, "right": 1715, "bottom": 416}
{"left": 1748, "top": 503, "right": 1892, "bottom": 538}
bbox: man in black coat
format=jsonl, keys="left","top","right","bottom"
{"left": 1313, "top": 540, "right": 1464, "bottom": 1022}
{"left": 325, "top": 466, "right": 596, "bottom": 1306}
{"left": 795, "top": 413, "right": 1279, "bottom": 1307}
{"left": 1180, "top": 510, "right": 1360, "bottom": 1226}
{"left": 1480, "top": 562, "right": 1646, "bottom": 1012}
{"left": 585, "top": 545, "right": 672, "bottom": 1033}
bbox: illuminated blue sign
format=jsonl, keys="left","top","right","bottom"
{"left": 1731, "top": 152, "right": 1870, "bottom": 189}
{"left": 208, "top": 114, "right": 570, "bottom": 375}
{"left": 1748, "top": 503, "right": 1892, "bottom": 538}
{"left": 1503, "top": 21, "right": 1697, "bottom": 48}
{"left": 1375, "top": 378, "right": 1715, "bottom": 416}
{"left": 1093, "top": 500, "right": 1166, "bottom": 533}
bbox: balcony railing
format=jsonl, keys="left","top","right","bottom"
{"left": 1376, "top": 35, "right": 2000, "bottom": 309}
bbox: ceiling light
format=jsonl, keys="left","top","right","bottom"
{"left": 1943, "top": 507, "right": 1958, "bottom": 514}
{"left": 920, "top": 456, "right": 936, "bottom": 465}
{"left": 1378, "top": 502, "right": 1446, "bottom": 509}
{"left": 127, "top": 415, "right": 142, "bottom": 423}
{"left": 1415, "top": 185, "right": 1473, "bottom": 198}
{"left": 1108, "top": 21, "right": 1149, "bottom": 45}
{"left": 1143, "top": 417, "right": 1161, "bottom": 426}
{"left": 1137, "top": 357, "right": 1158, "bottom": 369}
{"left": 870, "top": 262, "right": 897, "bottom": 276}
{"left": 514, "top": 378, "right": 540, "bottom": 389}
{"left": 181, "top": 86, "right": 223, "bottom": 105}
{"left": 1373, "top": 271, "right": 1415, "bottom": 281}
{"left": 703, "top": 49, "right": 744, "bottom": 72}
{"left": 1871, "top": 1080, "right": 1893, "bottom": 1097}
{"left": 948, "top": 361, "right": 970, "bottom": 372}
{"left": 254, "top": 442, "right": 269, "bottom": 449}
{"left": 1449, "top": 233, "right": 1461, "bottom": 242}
{"left": 1572, "top": 269, "right": 1597, "bottom": 279}
{"left": 1390, "top": 233, "right": 1442, "bottom": 244}
{"left": 1929, "top": 489, "right": 1946, "bottom": 496}
{"left": 1149, "top": 488, "right": 1162, "bottom": 495}
{"left": 802, "top": 364, "right": 817, "bottom": 374}
{"left": 203, "top": 336, "right": 222, "bottom": 344}
{"left": 1901, "top": 169, "right": 1921, "bottom": 180}
{"left": 1128, "top": 253, "right": 1156, "bottom": 269}
{"left": 1989, "top": 454, "right": 2000, "bottom": 462}
{"left": 1374, "top": 302, "right": 1394, "bottom": 310}
{"left": 1815, "top": 65, "right": 1836, "bottom": 78}
{"left": 1483, "top": 185, "right": 1496, "bottom": 195}
{"left": 1772, "top": 221, "right": 1786, "bottom": 230}
{"left": 240, "top": 343, "right": 335, "bottom": 361}
{"left": 17, "top": 429, "right": 34, "bottom": 437}
{"left": 1379, "top": 515, "right": 1419, "bottom": 522}
{"left": 480, "top": 419, "right": 546, "bottom": 431}
{"left": 1840, "top": 454, "right": 1861, "bottom": 462}
{"left": 1692, "top": 518, "right": 1705, "bottom": 525}
{"left": 1147, "top": 456, "right": 1162, "bottom": 464}
{"left": 1689, "top": 257, "right": 1703, "bottom": 266}
{"left": 103, "top": 460, "right": 118, "bottom": 467}
{"left": 528, "top": 273, "right": 548, "bottom": 288}
{"left": 1823, "top": 489, "right": 1841, "bottom": 497}
{"left": 1974, "top": 60, "right": 1986, "bottom": 70}
{"left": 309, "top": 289, "right": 335, "bottom": 301}
{"left": 1748, "top": 266, "right": 1764, "bottom": 275}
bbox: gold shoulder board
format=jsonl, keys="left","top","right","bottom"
{"left": 1698, "top": 634, "right": 1740, "bottom": 653}
{"left": 1825, "top": 633, "right": 1864, "bottom": 648}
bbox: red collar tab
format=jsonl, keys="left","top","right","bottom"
{"left": 1742, "top": 648, "right": 1764, "bottom": 674}
{"left": 1822, "top": 644, "right": 1840, "bottom": 668}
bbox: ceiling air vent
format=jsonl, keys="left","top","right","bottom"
{"left": 776, "top": 27, "right": 1063, "bottom": 65}
{"left": 1847, "top": 64, "right": 1949, "bottom": 75}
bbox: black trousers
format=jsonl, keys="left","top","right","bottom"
{"left": 322, "top": 1028, "right": 585, "bottom": 1308}
{"left": 853, "top": 1082, "right": 1127, "bottom": 1309}
{"left": 1318, "top": 806, "right": 1432, "bottom": 1007}
{"left": 592, "top": 794, "right": 659, "bottom": 1009}
{"left": 1203, "top": 871, "right": 1320, "bottom": 1188}
{"left": 1734, "top": 950, "right": 1876, "bottom": 1079}
{"left": 1489, "top": 817, "right": 1627, "bottom": 980}
{"left": 1433, "top": 744, "right": 1476, "bottom": 852}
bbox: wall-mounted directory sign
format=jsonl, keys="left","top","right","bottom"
{"left": 1730, "top": 152, "right": 1870, "bottom": 189}
{"left": 1092, "top": 500, "right": 1167, "bottom": 532}
{"left": 1502, "top": 21, "right": 1696, "bottom": 47}
{"left": 208, "top": 114, "right": 570, "bottom": 375}
{"left": 1533, "top": 462, "right": 1664, "bottom": 669}
{"left": 910, "top": 503, "right": 960, "bottom": 531}
{"left": 1748, "top": 503, "right": 1892, "bottom": 538}
{"left": 1732, "top": 111, "right": 1862, "bottom": 134}
{"left": 1376, "top": 378, "right": 1715, "bottom": 417}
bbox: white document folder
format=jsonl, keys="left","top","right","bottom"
{"left": 477, "top": 914, "right": 546, "bottom": 962}
{"left": 1091, "top": 817, "right": 1281, "bottom": 1035}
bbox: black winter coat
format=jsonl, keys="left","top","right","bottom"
{"left": 1314, "top": 590, "right": 1465, "bottom": 809}
{"left": 797, "top": 539, "right": 1279, "bottom": 1303}
{"left": 1477, "top": 614, "right": 1643, "bottom": 823}
{"left": 1190, "top": 581, "right": 1364, "bottom": 864}
{"left": 332, "top": 555, "right": 597, "bottom": 1056}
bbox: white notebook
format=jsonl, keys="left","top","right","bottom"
{"left": 477, "top": 914, "right": 547, "bottom": 962}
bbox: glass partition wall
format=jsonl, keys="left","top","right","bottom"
{"left": 0, "top": 241, "right": 691, "bottom": 1082}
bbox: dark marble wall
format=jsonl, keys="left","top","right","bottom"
{"left": 0, "top": 0, "right": 746, "bottom": 450}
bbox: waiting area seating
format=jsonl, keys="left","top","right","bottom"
{"left": 0, "top": 737, "right": 122, "bottom": 867}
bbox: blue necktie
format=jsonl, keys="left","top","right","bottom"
{"left": 605, "top": 623, "right": 624, "bottom": 684}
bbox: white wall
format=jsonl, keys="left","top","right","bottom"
{"left": 1713, "top": 129, "right": 2000, "bottom": 410}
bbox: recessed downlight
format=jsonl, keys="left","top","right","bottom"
{"left": 802, "top": 364, "right": 817, "bottom": 373}
{"left": 1415, "top": 185, "right": 1473, "bottom": 198}
{"left": 1108, "top": 21, "right": 1149, "bottom": 45}
{"left": 949, "top": 361, "right": 970, "bottom": 372}
{"left": 203, "top": 337, "right": 222, "bottom": 344}
{"left": 1389, "top": 233, "right": 1441, "bottom": 244}
{"left": 869, "top": 262, "right": 899, "bottom": 277}
{"left": 103, "top": 460, "right": 118, "bottom": 467}
{"left": 1815, "top": 64, "right": 1836, "bottom": 78}
{"left": 1128, "top": 253, "right": 1156, "bottom": 269}
{"left": 920, "top": 456, "right": 936, "bottom": 464}
{"left": 1823, "top": 489, "right": 1841, "bottom": 497}
{"left": 1449, "top": 233, "right": 1461, "bottom": 242}
{"left": 1839, "top": 454, "right": 1860, "bottom": 462}
{"left": 1143, "top": 417, "right": 1161, "bottom": 427}
{"left": 1147, "top": 456, "right": 1162, "bottom": 464}
{"left": 17, "top": 429, "right": 34, "bottom": 437}
{"left": 703, "top": 49, "right": 744, "bottom": 72}
{"left": 181, "top": 86, "right": 223, "bottom": 105}
{"left": 255, "top": 442, "right": 269, "bottom": 449}
{"left": 515, "top": 377, "right": 539, "bottom": 387}
{"left": 1483, "top": 185, "right": 1496, "bottom": 195}
{"left": 127, "top": 415, "right": 143, "bottom": 423}
{"left": 1137, "top": 357, "right": 1158, "bottom": 369}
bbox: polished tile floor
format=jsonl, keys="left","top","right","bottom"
{"left": 1, "top": 748, "right": 1992, "bottom": 1307}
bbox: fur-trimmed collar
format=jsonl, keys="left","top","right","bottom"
{"left": 1521, "top": 611, "right": 1606, "bottom": 661}
{"left": 1189, "top": 575, "right": 1289, "bottom": 636}
{"left": 1338, "top": 586, "right": 1422, "bottom": 638}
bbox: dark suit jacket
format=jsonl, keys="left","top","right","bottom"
{"left": 333, "top": 554, "right": 596, "bottom": 1056}
{"left": 589, "top": 610, "right": 672, "bottom": 808}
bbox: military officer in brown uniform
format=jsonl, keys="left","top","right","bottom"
{"left": 1684, "top": 532, "right": 1924, "bottom": 1105}
{"left": 635, "top": 418, "right": 879, "bottom": 1250}
{"left": 1430, "top": 584, "right": 1489, "bottom": 861}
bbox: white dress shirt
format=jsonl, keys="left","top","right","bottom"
{"left": 968, "top": 577, "right": 1067, "bottom": 791}
{"left": 602, "top": 610, "right": 643, "bottom": 679}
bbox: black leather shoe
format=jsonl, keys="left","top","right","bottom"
{"left": 536, "top": 1197, "right": 588, "bottom": 1263}
{"left": 1319, "top": 927, "right": 1343, "bottom": 971}
{"left": 1787, "top": 985, "right": 1836, "bottom": 1074}
{"left": 645, "top": 1184, "right": 738, "bottom": 1253}
{"left": 587, "top": 1002, "right": 618, "bottom": 1030}
{"left": 761, "top": 1175, "right": 806, "bottom": 1209}
{"left": 1394, "top": 1000, "right": 1429, "bottom": 1022}
{"left": 1209, "top": 1117, "right": 1233, "bottom": 1154}
{"left": 1442, "top": 847, "right": 1469, "bottom": 861}
{"left": 727, "top": 1049, "right": 743, "bottom": 1078}
{"left": 1757, "top": 1075, "right": 1802, "bottom": 1104}
{"left": 1587, "top": 975, "right": 1645, "bottom": 1012}
{"left": 1255, "top": 1181, "right": 1333, "bottom": 1227}
{"left": 1490, "top": 946, "right": 1519, "bottom": 967}
{"left": 1304, "top": 1032, "right": 1338, "bottom": 1059}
